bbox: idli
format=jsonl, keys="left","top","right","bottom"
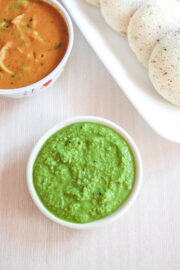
{"left": 100, "top": 0, "right": 171, "bottom": 36}
{"left": 149, "top": 33, "right": 180, "bottom": 106}
{"left": 100, "top": 0, "right": 144, "bottom": 36}
{"left": 128, "top": 2, "right": 180, "bottom": 67}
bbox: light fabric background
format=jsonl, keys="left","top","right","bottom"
{"left": 0, "top": 24, "right": 180, "bottom": 270}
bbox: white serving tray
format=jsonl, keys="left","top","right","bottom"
{"left": 61, "top": 0, "right": 180, "bottom": 143}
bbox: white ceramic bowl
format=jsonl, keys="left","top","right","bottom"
{"left": 27, "top": 116, "right": 143, "bottom": 229}
{"left": 0, "top": 0, "right": 74, "bottom": 99}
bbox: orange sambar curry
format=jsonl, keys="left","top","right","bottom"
{"left": 0, "top": 0, "right": 69, "bottom": 89}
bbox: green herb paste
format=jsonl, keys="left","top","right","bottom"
{"left": 33, "top": 122, "right": 135, "bottom": 223}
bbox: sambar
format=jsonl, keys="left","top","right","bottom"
{"left": 0, "top": 0, "right": 69, "bottom": 89}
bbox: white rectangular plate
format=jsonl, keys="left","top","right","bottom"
{"left": 61, "top": 0, "right": 180, "bottom": 143}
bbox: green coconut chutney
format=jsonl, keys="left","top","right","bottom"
{"left": 33, "top": 122, "right": 135, "bottom": 223}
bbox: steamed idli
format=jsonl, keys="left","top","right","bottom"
{"left": 149, "top": 33, "right": 180, "bottom": 106}
{"left": 128, "top": 2, "right": 180, "bottom": 67}
{"left": 100, "top": 0, "right": 172, "bottom": 36}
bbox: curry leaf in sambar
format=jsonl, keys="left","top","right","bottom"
{"left": 54, "top": 42, "right": 62, "bottom": 50}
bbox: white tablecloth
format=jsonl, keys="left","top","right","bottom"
{"left": 0, "top": 25, "right": 180, "bottom": 270}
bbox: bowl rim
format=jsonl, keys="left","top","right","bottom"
{"left": 0, "top": 0, "right": 74, "bottom": 94}
{"left": 27, "top": 116, "right": 143, "bottom": 229}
